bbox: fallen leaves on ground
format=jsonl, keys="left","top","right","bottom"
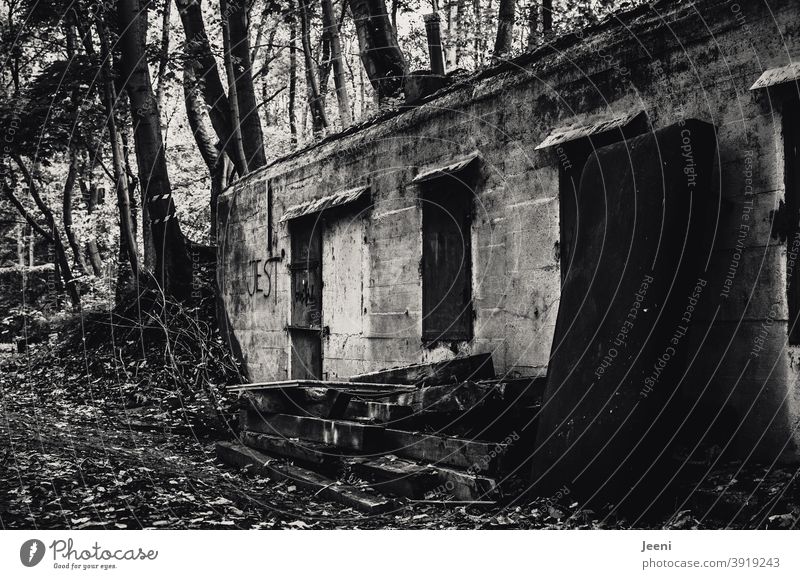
{"left": 2, "top": 340, "right": 800, "bottom": 529}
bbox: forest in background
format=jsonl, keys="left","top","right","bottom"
{"left": 0, "top": 0, "right": 645, "bottom": 317}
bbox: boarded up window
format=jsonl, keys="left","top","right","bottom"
{"left": 421, "top": 179, "right": 473, "bottom": 342}
{"left": 785, "top": 100, "right": 800, "bottom": 344}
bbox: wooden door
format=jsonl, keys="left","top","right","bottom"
{"left": 289, "top": 217, "right": 323, "bottom": 379}
{"left": 421, "top": 180, "right": 473, "bottom": 342}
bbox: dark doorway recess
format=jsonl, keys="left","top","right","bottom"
{"left": 420, "top": 175, "right": 474, "bottom": 343}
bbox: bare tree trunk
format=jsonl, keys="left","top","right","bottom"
{"left": 63, "top": 23, "right": 89, "bottom": 275}
{"left": 1, "top": 178, "right": 54, "bottom": 243}
{"left": 97, "top": 15, "right": 140, "bottom": 279}
{"left": 156, "top": 0, "right": 171, "bottom": 109}
{"left": 62, "top": 147, "right": 89, "bottom": 274}
{"left": 359, "top": 55, "right": 366, "bottom": 115}
{"left": 210, "top": 153, "right": 226, "bottom": 245}
{"left": 492, "top": 0, "right": 515, "bottom": 60}
{"left": 348, "top": 0, "right": 407, "bottom": 102}
{"left": 444, "top": 0, "right": 456, "bottom": 69}
{"left": 542, "top": 0, "right": 552, "bottom": 37}
{"left": 118, "top": 0, "right": 192, "bottom": 298}
{"left": 472, "top": 0, "right": 481, "bottom": 67}
{"left": 183, "top": 64, "right": 220, "bottom": 172}
{"left": 453, "top": 0, "right": 466, "bottom": 66}
{"left": 219, "top": 1, "right": 250, "bottom": 174}
{"left": 322, "top": 0, "right": 352, "bottom": 127}
{"left": 527, "top": 0, "right": 538, "bottom": 49}
{"left": 183, "top": 61, "right": 225, "bottom": 243}
{"left": 318, "top": 24, "right": 332, "bottom": 98}
{"left": 175, "top": 0, "right": 246, "bottom": 175}
{"left": 221, "top": 0, "right": 267, "bottom": 170}
{"left": 13, "top": 156, "right": 81, "bottom": 309}
{"left": 81, "top": 181, "right": 104, "bottom": 276}
{"left": 250, "top": 7, "right": 270, "bottom": 64}
{"left": 299, "top": 0, "right": 328, "bottom": 137}
{"left": 288, "top": 0, "right": 298, "bottom": 146}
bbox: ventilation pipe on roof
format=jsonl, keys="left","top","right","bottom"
{"left": 542, "top": 0, "right": 553, "bottom": 38}
{"left": 404, "top": 13, "right": 449, "bottom": 104}
{"left": 423, "top": 13, "right": 446, "bottom": 77}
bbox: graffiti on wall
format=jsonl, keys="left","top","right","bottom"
{"left": 244, "top": 257, "right": 280, "bottom": 302}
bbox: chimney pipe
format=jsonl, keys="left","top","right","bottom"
{"left": 423, "top": 13, "right": 446, "bottom": 77}
{"left": 542, "top": 0, "right": 553, "bottom": 38}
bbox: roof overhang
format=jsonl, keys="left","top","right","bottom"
{"left": 279, "top": 185, "right": 370, "bottom": 223}
{"left": 535, "top": 110, "right": 647, "bottom": 150}
{"left": 750, "top": 62, "right": 800, "bottom": 90}
{"left": 412, "top": 152, "right": 481, "bottom": 184}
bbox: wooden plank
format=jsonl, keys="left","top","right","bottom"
{"left": 245, "top": 390, "right": 414, "bottom": 423}
{"left": 408, "top": 499, "right": 496, "bottom": 506}
{"left": 349, "top": 456, "right": 438, "bottom": 499}
{"left": 241, "top": 377, "right": 544, "bottom": 420}
{"left": 240, "top": 409, "right": 384, "bottom": 451}
{"left": 382, "top": 428, "right": 503, "bottom": 473}
{"left": 348, "top": 353, "right": 494, "bottom": 386}
{"left": 342, "top": 400, "right": 414, "bottom": 423}
{"left": 390, "top": 380, "right": 502, "bottom": 413}
{"left": 215, "top": 441, "right": 393, "bottom": 514}
{"left": 227, "top": 379, "right": 417, "bottom": 393}
{"left": 239, "top": 431, "right": 340, "bottom": 466}
{"left": 431, "top": 467, "right": 498, "bottom": 501}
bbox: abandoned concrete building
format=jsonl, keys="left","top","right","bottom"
{"left": 216, "top": 0, "right": 800, "bottom": 510}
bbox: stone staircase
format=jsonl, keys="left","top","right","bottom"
{"left": 216, "top": 355, "right": 544, "bottom": 512}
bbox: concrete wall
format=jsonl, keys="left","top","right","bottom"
{"left": 219, "top": 0, "right": 800, "bottom": 460}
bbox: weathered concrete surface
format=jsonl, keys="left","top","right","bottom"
{"left": 531, "top": 121, "right": 719, "bottom": 506}
{"left": 218, "top": 0, "right": 800, "bottom": 463}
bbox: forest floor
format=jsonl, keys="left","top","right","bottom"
{"left": 2, "top": 338, "right": 800, "bottom": 530}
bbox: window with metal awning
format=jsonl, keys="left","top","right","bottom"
{"left": 535, "top": 109, "right": 649, "bottom": 151}
{"left": 278, "top": 185, "right": 371, "bottom": 223}
{"left": 412, "top": 152, "right": 481, "bottom": 185}
{"left": 535, "top": 110, "right": 650, "bottom": 282}
{"left": 749, "top": 62, "right": 800, "bottom": 91}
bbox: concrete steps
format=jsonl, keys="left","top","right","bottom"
{"left": 218, "top": 358, "right": 541, "bottom": 508}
